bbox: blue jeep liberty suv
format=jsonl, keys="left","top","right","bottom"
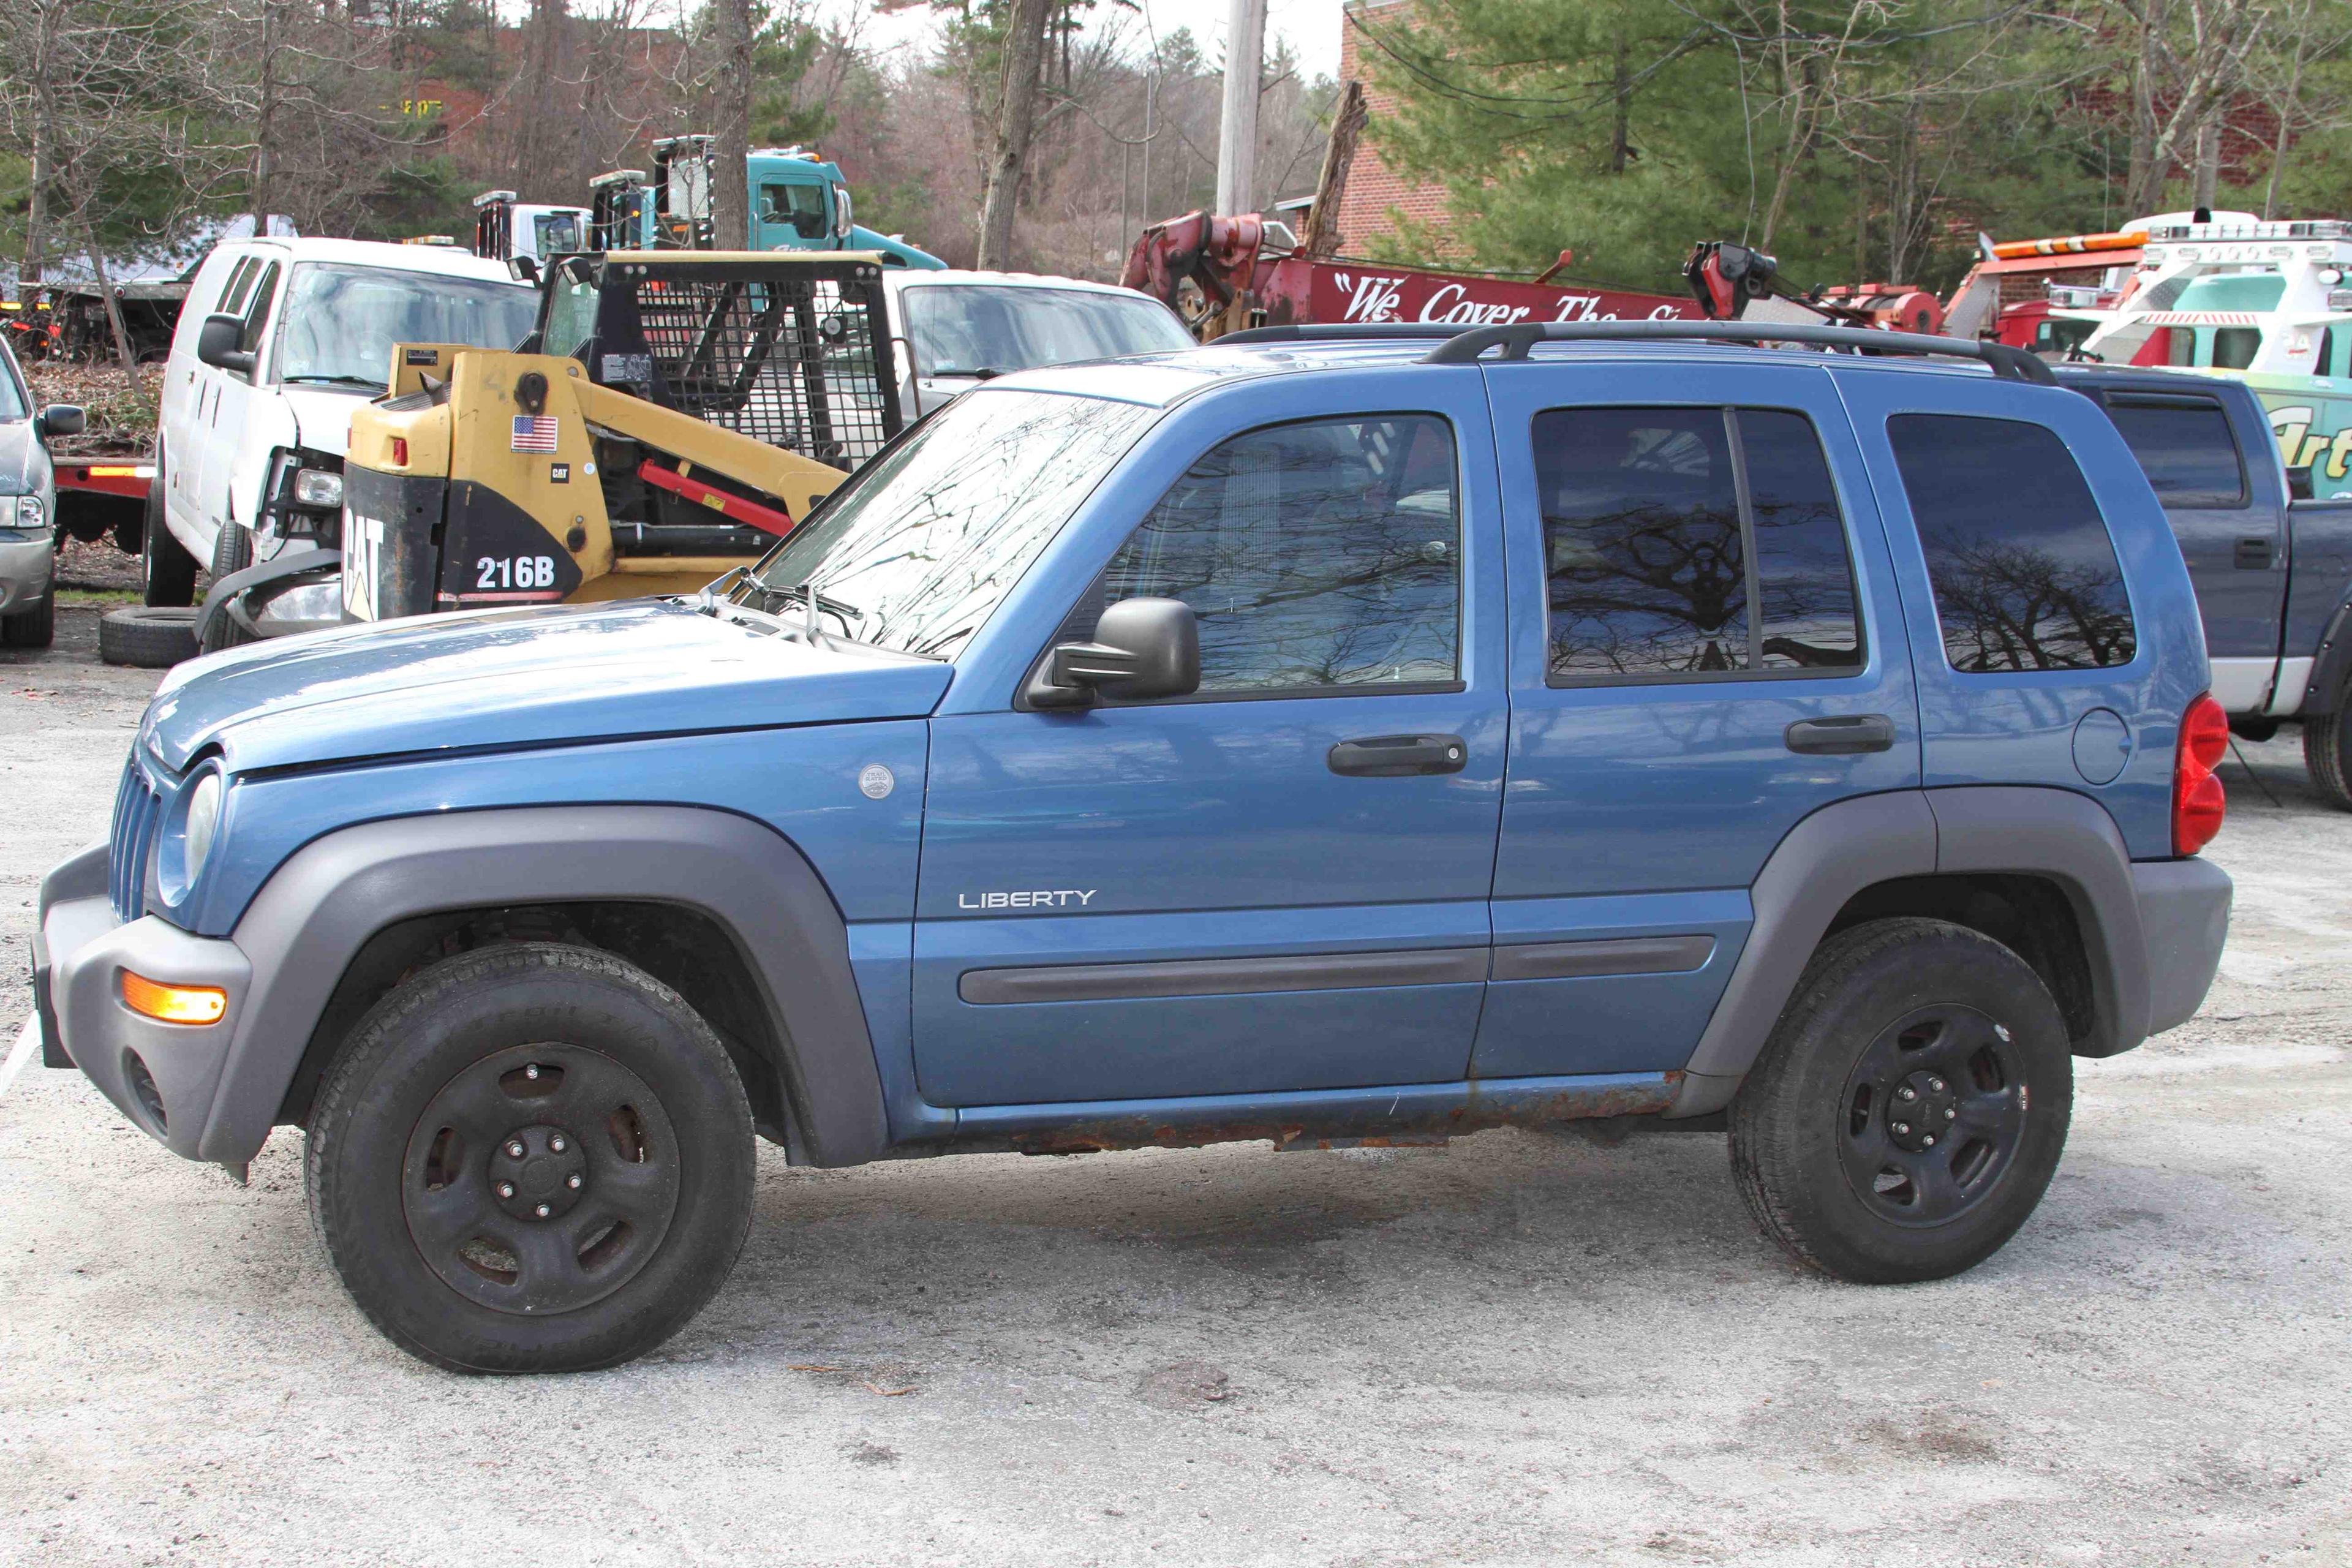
{"left": 34, "top": 322, "right": 2234, "bottom": 1372}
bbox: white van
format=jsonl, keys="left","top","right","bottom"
{"left": 142, "top": 237, "right": 538, "bottom": 643}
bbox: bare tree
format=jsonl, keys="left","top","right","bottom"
{"left": 977, "top": 0, "right": 1052, "bottom": 268}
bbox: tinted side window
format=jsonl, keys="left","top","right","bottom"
{"left": 1536, "top": 406, "right": 1861, "bottom": 680}
{"left": 239, "top": 263, "right": 281, "bottom": 355}
{"left": 2103, "top": 396, "right": 2245, "bottom": 507}
{"left": 1888, "top": 413, "right": 2138, "bottom": 673}
{"left": 1100, "top": 415, "right": 1460, "bottom": 694}
{"left": 214, "top": 255, "right": 258, "bottom": 316}
{"left": 1744, "top": 410, "right": 1864, "bottom": 669}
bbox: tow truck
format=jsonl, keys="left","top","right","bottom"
{"left": 472, "top": 191, "right": 593, "bottom": 270}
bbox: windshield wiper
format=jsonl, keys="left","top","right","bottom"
{"left": 283, "top": 373, "right": 387, "bottom": 391}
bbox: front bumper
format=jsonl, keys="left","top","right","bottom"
{"left": 2133, "top": 856, "right": 2233, "bottom": 1038}
{"left": 0, "top": 533, "right": 53, "bottom": 614}
{"left": 33, "top": 841, "right": 253, "bottom": 1161}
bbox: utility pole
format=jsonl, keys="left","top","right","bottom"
{"left": 1213, "top": 0, "right": 1267, "bottom": 216}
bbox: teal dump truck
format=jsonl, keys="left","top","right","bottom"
{"left": 586, "top": 136, "right": 943, "bottom": 269}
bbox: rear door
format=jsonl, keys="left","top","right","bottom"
{"left": 2093, "top": 383, "right": 2285, "bottom": 710}
{"left": 1471, "top": 358, "right": 1921, "bottom": 1080}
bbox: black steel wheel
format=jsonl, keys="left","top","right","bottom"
{"left": 401, "top": 1042, "right": 682, "bottom": 1316}
{"left": 306, "top": 943, "right": 755, "bottom": 1373}
{"left": 1836, "top": 1003, "right": 2029, "bottom": 1227}
{"left": 1730, "top": 917, "right": 2071, "bottom": 1284}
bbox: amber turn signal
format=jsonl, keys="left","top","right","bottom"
{"left": 119, "top": 970, "right": 227, "bottom": 1025}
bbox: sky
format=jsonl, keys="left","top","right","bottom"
{"left": 807, "top": 0, "right": 1346, "bottom": 84}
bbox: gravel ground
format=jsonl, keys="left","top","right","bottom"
{"left": 2, "top": 608, "right": 2347, "bottom": 1567}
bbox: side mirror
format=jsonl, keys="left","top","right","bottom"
{"left": 508, "top": 255, "right": 541, "bottom": 285}
{"left": 2287, "top": 462, "right": 2316, "bottom": 502}
{"left": 1027, "top": 596, "right": 1200, "bottom": 709}
{"left": 195, "top": 312, "right": 254, "bottom": 374}
{"left": 37, "top": 404, "right": 85, "bottom": 439}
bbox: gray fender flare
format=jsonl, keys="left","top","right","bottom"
{"left": 1669, "top": 792, "right": 1936, "bottom": 1117}
{"left": 197, "top": 805, "right": 888, "bottom": 1168}
{"left": 1668, "top": 786, "right": 2149, "bottom": 1117}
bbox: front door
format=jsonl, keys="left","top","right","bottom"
{"left": 1469, "top": 360, "right": 1922, "bottom": 1080}
{"left": 195, "top": 258, "right": 279, "bottom": 537}
{"left": 913, "top": 380, "right": 1509, "bottom": 1107}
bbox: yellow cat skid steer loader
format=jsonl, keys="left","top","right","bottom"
{"left": 337, "top": 252, "right": 903, "bottom": 622}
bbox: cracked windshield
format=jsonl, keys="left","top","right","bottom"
{"left": 273, "top": 263, "right": 539, "bottom": 391}
{"left": 736, "top": 388, "right": 1155, "bottom": 659}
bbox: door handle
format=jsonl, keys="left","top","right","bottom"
{"left": 1785, "top": 714, "right": 1896, "bottom": 755}
{"left": 1328, "top": 734, "right": 1468, "bottom": 777}
{"left": 2235, "top": 536, "right": 2275, "bottom": 569}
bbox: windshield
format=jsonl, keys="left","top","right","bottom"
{"left": 738, "top": 388, "right": 1156, "bottom": 659}
{"left": 532, "top": 212, "right": 585, "bottom": 256}
{"left": 273, "top": 263, "right": 539, "bottom": 390}
{"left": 904, "top": 285, "right": 1193, "bottom": 378}
{"left": 0, "top": 344, "right": 26, "bottom": 420}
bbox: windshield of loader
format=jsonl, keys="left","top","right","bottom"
{"left": 273, "top": 263, "right": 540, "bottom": 391}
{"left": 736, "top": 387, "right": 1155, "bottom": 659}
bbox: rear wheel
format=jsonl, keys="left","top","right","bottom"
{"left": 141, "top": 459, "right": 196, "bottom": 607}
{"left": 304, "top": 943, "right": 756, "bottom": 1373}
{"left": 2304, "top": 695, "right": 2352, "bottom": 811}
{"left": 1729, "top": 918, "right": 2072, "bottom": 1284}
{"left": 1, "top": 585, "right": 55, "bottom": 649}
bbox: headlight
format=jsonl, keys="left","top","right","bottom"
{"left": 183, "top": 772, "right": 223, "bottom": 876}
{"left": 15, "top": 496, "right": 42, "bottom": 529}
{"left": 294, "top": 467, "right": 344, "bottom": 509}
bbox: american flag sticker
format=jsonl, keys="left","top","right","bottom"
{"left": 511, "top": 414, "right": 559, "bottom": 453}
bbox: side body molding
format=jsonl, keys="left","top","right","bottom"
{"left": 202, "top": 805, "right": 889, "bottom": 1167}
{"left": 1670, "top": 792, "right": 1936, "bottom": 1115}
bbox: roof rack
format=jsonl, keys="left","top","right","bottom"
{"left": 1218, "top": 319, "right": 2056, "bottom": 385}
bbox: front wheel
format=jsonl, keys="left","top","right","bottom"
{"left": 1729, "top": 918, "right": 2072, "bottom": 1284}
{"left": 198, "top": 521, "right": 254, "bottom": 654}
{"left": 304, "top": 943, "right": 756, "bottom": 1373}
{"left": 1, "top": 585, "right": 54, "bottom": 648}
{"left": 141, "top": 460, "right": 197, "bottom": 608}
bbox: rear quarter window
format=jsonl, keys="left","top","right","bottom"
{"left": 1887, "top": 413, "right": 2138, "bottom": 673}
{"left": 2102, "top": 394, "right": 2245, "bottom": 507}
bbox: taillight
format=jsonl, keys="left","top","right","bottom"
{"left": 389, "top": 436, "right": 409, "bottom": 467}
{"left": 2173, "top": 693, "right": 2228, "bottom": 855}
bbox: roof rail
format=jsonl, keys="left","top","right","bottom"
{"left": 1218, "top": 323, "right": 1464, "bottom": 346}
{"left": 1420, "top": 320, "right": 2056, "bottom": 384}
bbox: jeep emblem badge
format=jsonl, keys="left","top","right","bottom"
{"left": 857, "top": 764, "right": 895, "bottom": 800}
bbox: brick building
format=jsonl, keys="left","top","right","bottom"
{"left": 1332, "top": 1, "right": 1458, "bottom": 257}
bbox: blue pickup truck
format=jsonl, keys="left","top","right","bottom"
{"left": 2055, "top": 366, "right": 2352, "bottom": 807}
{"left": 36, "top": 323, "right": 2233, "bottom": 1372}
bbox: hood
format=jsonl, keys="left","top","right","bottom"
{"left": 144, "top": 598, "right": 953, "bottom": 775}
{"left": 0, "top": 421, "right": 40, "bottom": 495}
{"left": 278, "top": 385, "right": 375, "bottom": 455}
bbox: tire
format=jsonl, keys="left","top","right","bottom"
{"left": 1728, "top": 917, "right": 2073, "bottom": 1285}
{"left": 98, "top": 605, "right": 198, "bottom": 668}
{"left": 304, "top": 943, "right": 756, "bottom": 1373}
{"left": 1, "top": 586, "right": 55, "bottom": 649}
{"left": 2304, "top": 700, "right": 2352, "bottom": 812}
{"left": 141, "top": 458, "right": 197, "bottom": 607}
{"left": 198, "top": 522, "right": 254, "bottom": 654}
